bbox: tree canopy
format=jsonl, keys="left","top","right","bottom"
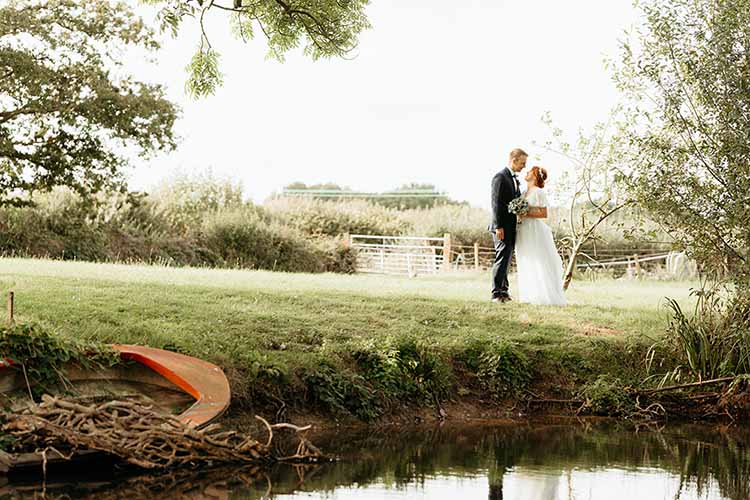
{"left": 285, "top": 181, "right": 351, "bottom": 191}
{"left": 0, "top": 0, "right": 178, "bottom": 206}
{"left": 145, "top": 0, "right": 371, "bottom": 97}
{"left": 615, "top": 0, "right": 750, "bottom": 285}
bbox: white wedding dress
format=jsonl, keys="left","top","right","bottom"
{"left": 515, "top": 187, "right": 567, "bottom": 306}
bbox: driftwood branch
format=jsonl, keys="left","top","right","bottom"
{"left": 527, "top": 398, "right": 584, "bottom": 405}
{"left": 642, "top": 377, "right": 736, "bottom": 395}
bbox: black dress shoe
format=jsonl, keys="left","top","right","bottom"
{"left": 491, "top": 295, "right": 511, "bottom": 303}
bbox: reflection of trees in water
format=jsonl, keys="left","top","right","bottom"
{"left": 488, "top": 482, "right": 503, "bottom": 500}
{"left": 673, "top": 430, "right": 750, "bottom": 500}
{"left": 2, "top": 422, "right": 749, "bottom": 500}
{"left": 310, "top": 422, "right": 750, "bottom": 500}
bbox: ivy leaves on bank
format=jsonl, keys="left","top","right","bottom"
{"left": 0, "top": 324, "right": 119, "bottom": 400}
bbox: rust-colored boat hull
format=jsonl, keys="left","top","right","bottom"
{"left": 0, "top": 345, "right": 231, "bottom": 473}
{"left": 112, "top": 344, "right": 231, "bottom": 429}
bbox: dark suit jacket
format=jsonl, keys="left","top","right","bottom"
{"left": 489, "top": 168, "right": 520, "bottom": 236}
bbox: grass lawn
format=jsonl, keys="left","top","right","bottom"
{"left": 0, "top": 258, "right": 698, "bottom": 417}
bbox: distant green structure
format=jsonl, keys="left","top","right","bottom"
{"left": 280, "top": 183, "right": 458, "bottom": 209}
{"left": 281, "top": 188, "right": 448, "bottom": 199}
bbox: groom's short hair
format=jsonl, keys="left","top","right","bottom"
{"left": 509, "top": 148, "right": 528, "bottom": 161}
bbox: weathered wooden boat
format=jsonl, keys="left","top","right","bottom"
{"left": 0, "top": 344, "right": 231, "bottom": 474}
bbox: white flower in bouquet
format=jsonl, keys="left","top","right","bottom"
{"left": 507, "top": 196, "right": 529, "bottom": 216}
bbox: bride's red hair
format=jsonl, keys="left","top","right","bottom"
{"left": 531, "top": 166, "right": 548, "bottom": 188}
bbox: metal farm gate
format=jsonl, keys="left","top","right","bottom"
{"left": 348, "top": 234, "right": 450, "bottom": 276}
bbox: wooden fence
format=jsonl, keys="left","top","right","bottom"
{"left": 453, "top": 243, "right": 673, "bottom": 276}
{"left": 350, "top": 233, "right": 679, "bottom": 278}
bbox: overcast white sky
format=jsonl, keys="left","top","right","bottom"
{"left": 128, "top": 0, "right": 637, "bottom": 208}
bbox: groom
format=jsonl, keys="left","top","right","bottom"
{"left": 489, "top": 148, "right": 527, "bottom": 302}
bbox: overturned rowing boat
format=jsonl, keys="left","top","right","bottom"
{"left": 0, "top": 344, "right": 231, "bottom": 473}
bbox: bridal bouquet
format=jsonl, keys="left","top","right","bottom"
{"left": 507, "top": 196, "right": 529, "bottom": 216}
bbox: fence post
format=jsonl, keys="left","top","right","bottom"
{"left": 633, "top": 254, "right": 641, "bottom": 278}
{"left": 442, "top": 233, "right": 452, "bottom": 271}
{"left": 474, "top": 243, "right": 480, "bottom": 271}
{"left": 7, "top": 290, "right": 14, "bottom": 326}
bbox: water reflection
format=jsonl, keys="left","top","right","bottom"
{"left": 1, "top": 420, "right": 748, "bottom": 499}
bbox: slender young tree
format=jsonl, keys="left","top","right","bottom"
{"left": 537, "top": 112, "right": 634, "bottom": 290}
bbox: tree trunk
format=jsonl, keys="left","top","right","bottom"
{"left": 563, "top": 241, "right": 583, "bottom": 291}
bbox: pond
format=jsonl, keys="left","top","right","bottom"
{"left": 2, "top": 419, "right": 748, "bottom": 499}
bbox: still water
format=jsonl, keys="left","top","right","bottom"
{"left": 2, "top": 420, "right": 749, "bottom": 499}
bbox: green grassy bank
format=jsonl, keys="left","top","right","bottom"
{"left": 0, "top": 258, "right": 696, "bottom": 421}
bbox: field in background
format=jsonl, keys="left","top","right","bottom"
{"left": 0, "top": 181, "right": 672, "bottom": 276}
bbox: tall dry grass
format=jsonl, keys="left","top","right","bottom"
{"left": 0, "top": 173, "right": 670, "bottom": 273}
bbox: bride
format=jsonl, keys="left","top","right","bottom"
{"left": 515, "top": 166, "right": 567, "bottom": 306}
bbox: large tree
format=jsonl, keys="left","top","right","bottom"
{"left": 0, "top": 0, "right": 177, "bottom": 206}
{"left": 146, "top": 0, "right": 371, "bottom": 97}
{"left": 615, "top": 0, "right": 750, "bottom": 286}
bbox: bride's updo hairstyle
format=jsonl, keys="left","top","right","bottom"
{"left": 531, "top": 166, "right": 548, "bottom": 188}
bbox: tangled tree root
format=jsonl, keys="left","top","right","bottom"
{"left": 0, "top": 395, "right": 324, "bottom": 470}
{"left": 631, "top": 376, "right": 750, "bottom": 421}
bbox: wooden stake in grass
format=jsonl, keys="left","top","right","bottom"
{"left": 442, "top": 233, "right": 452, "bottom": 272}
{"left": 634, "top": 254, "right": 641, "bottom": 279}
{"left": 7, "top": 290, "right": 14, "bottom": 326}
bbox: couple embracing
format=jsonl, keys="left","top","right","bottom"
{"left": 488, "top": 148, "right": 567, "bottom": 306}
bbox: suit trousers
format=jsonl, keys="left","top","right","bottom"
{"left": 491, "top": 231, "right": 515, "bottom": 298}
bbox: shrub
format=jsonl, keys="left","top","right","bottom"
{"left": 664, "top": 288, "right": 750, "bottom": 380}
{"left": 314, "top": 237, "right": 358, "bottom": 274}
{"left": 149, "top": 170, "right": 245, "bottom": 233}
{"left": 0, "top": 323, "right": 118, "bottom": 400}
{"left": 0, "top": 190, "right": 107, "bottom": 261}
{"left": 353, "top": 336, "right": 454, "bottom": 407}
{"left": 400, "top": 205, "right": 493, "bottom": 248}
{"left": 0, "top": 189, "right": 361, "bottom": 273}
{"left": 352, "top": 343, "right": 402, "bottom": 403}
{"left": 88, "top": 190, "right": 174, "bottom": 238}
{"left": 579, "top": 374, "right": 634, "bottom": 416}
{"left": 0, "top": 182, "right": 668, "bottom": 275}
{"left": 392, "top": 337, "right": 453, "bottom": 402}
{"left": 460, "top": 340, "right": 532, "bottom": 397}
{"left": 0, "top": 206, "right": 59, "bottom": 257}
{"left": 200, "top": 209, "right": 324, "bottom": 272}
{"left": 301, "top": 364, "right": 381, "bottom": 420}
{"left": 0, "top": 189, "right": 221, "bottom": 266}
{"left": 86, "top": 190, "right": 211, "bottom": 265}
{"left": 265, "top": 197, "right": 409, "bottom": 237}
